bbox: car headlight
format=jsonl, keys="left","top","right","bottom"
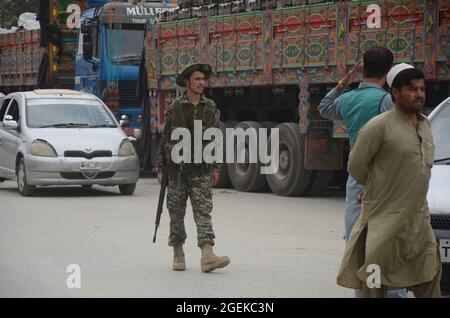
{"left": 31, "top": 140, "right": 57, "bottom": 157}
{"left": 118, "top": 140, "right": 136, "bottom": 156}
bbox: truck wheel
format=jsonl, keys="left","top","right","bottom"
{"left": 228, "top": 121, "right": 268, "bottom": 192}
{"left": 213, "top": 121, "right": 234, "bottom": 188}
{"left": 16, "top": 158, "right": 35, "bottom": 197}
{"left": 306, "top": 171, "right": 333, "bottom": 196}
{"left": 329, "top": 168, "right": 348, "bottom": 191}
{"left": 266, "top": 123, "right": 312, "bottom": 196}
{"left": 260, "top": 121, "right": 277, "bottom": 130}
{"left": 224, "top": 120, "right": 238, "bottom": 128}
{"left": 119, "top": 183, "right": 136, "bottom": 195}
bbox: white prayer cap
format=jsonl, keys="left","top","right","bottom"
{"left": 387, "top": 63, "right": 415, "bottom": 88}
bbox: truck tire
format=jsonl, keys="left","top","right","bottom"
{"left": 329, "top": 168, "right": 348, "bottom": 191}
{"left": 306, "top": 171, "right": 333, "bottom": 196}
{"left": 228, "top": 121, "right": 268, "bottom": 192}
{"left": 224, "top": 120, "right": 238, "bottom": 128}
{"left": 260, "top": 121, "right": 277, "bottom": 131}
{"left": 213, "top": 121, "right": 236, "bottom": 188}
{"left": 266, "top": 123, "right": 312, "bottom": 196}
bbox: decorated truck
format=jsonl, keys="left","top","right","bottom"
{"left": 0, "top": 0, "right": 175, "bottom": 134}
{"left": 142, "top": 0, "right": 449, "bottom": 196}
{"left": 0, "top": 0, "right": 92, "bottom": 93}
{"left": 75, "top": 0, "right": 176, "bottom": 136}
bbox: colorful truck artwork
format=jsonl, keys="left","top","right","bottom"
{"left": 0, "top": 0, "right": 89, "bottom": 93}
{"left": 142, "top": 0, "right": 449, "bottom": 195}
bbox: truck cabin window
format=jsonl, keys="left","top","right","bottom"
{"left": 106, "top": 23, "right": 145, "bottom": 65}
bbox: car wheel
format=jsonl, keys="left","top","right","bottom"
{"left": 16, "top": 158, "right": 35, "bottom": 197}
{"left": 119, "top": 183, "right": 136, "bottom": 195}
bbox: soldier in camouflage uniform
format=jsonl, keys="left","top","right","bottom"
{"left": 156, "top": 63, "right": 230, "bottom": 272}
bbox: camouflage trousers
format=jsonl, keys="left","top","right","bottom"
{"left": 166, "top": 172, "right": 215, "bottom": 248}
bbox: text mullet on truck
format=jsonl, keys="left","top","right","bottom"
{"left": 141, "top": 0, "right": 450, "bottom": 196}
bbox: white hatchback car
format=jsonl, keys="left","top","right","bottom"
{"left": 427, "top": 96, "right": 450, "bottom": 294}
{"left": 0, "top": 89, "right": 139, "bottom": 196}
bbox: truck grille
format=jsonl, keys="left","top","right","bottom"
{"left": 64, "top": 151, "right": 112, "bottom": 159}
{"left": 430, "top": 214, "right": 450, "bottom": 230}
{"left": 118, "top": 80, "right": 140, "bottom": 104}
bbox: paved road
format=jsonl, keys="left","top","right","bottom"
{"left": 0, "top": 178, "right": 352, "bottom": 298}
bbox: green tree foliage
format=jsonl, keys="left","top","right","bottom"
{"left": 0, "top": 0, "right": 39, "bottom": 29}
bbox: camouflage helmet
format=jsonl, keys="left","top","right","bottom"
{"left": 176, "top": 63, "right": 212, "bottom": 87}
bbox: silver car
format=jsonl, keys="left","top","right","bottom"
{"left": 0, "top": 89, "right": 139, "bottom": 196}
{"left": 428, "top": 96, "right": 450, "bottom": 294}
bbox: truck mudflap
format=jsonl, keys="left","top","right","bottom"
{"left": 304, "top": 127, "right": 344, "bottom": 171}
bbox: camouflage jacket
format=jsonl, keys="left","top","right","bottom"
{"left": 156, "top": 94, "right": 221, "bottom": 173}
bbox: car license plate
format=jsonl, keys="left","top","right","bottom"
{"left": 80, "top": 161, "right": 101, "bottom": 170}
{"left": 440, "top": 239, "right": 450, "bottom": 263}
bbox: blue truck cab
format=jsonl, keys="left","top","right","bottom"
{"left": 75, "top": 0, "right": 175, "bottom": 133}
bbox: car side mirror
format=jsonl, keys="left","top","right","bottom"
{"left": 3, "top": 115, "right": 18, "bottom": 130}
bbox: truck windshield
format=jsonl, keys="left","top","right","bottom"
{"left": 26, "top": 99, "right": 117, "bottom": 128}
{"left": 106, "top": 24, "right": 145, "bottom": 65}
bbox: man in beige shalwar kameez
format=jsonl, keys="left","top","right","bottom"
{"left": 337, "top": 64, "right": 442, "bottom": 298}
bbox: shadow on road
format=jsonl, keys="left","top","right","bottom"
{"left": 0, "top": 185, "right": 123, "bottom": 197}
{"left": 322, "top": 187, "right": 346, "bottom": 198}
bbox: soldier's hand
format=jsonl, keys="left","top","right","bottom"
{"left": 211, "top": 170, "right": 220, "bottom": 187}
{"left": 157, "top": 172, "right": 163, "bottom": 185}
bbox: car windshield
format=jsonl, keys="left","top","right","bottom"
{"left": 431, "top": 100, "right": 450, "bottom": 163}
{"left": 26, "top": 98, "right": 117, "bottom": 128}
